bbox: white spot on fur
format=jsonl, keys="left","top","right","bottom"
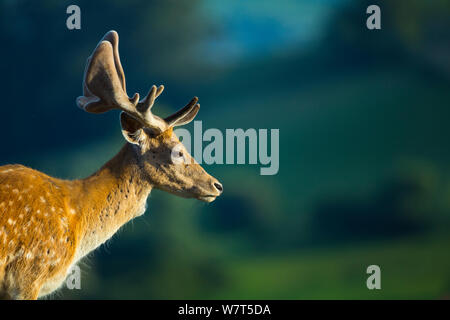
{"left": 15, "top": 248, "right": 24, "bottom": 258}
{"left": 40, "top": 196, "right": 46, "bottom": 203}
{"left": 70, "top": 208, "right": 76, "bottom": 215}
{"left": 60, "top": 217, "right": 68, "bottom": 228}
{"left": 7, "top": 218, "right": 15, "bottom": 225}
{"left": 12, "top": 189, "right": 19, "bottom": 194}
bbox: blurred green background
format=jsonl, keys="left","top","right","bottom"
{"left": 1, "top": 0, "right": 449, "bottom": 299}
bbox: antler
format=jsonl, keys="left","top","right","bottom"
{"left": 76, "top": 30, "right": 200, "bottom": 133}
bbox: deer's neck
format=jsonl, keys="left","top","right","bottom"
{"left": 71, "top": 143, "right": 151, "bottom": 260}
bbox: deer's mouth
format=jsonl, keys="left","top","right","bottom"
{"left": 198, "top": 195, "right": 217, "bottom": 203}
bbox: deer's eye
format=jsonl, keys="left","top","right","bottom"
{"left": 170, "top": 144, "right": 186, "bottom": 164}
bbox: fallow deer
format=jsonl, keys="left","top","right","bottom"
{"left": 0, "top": 31, "right": 223, "bottom": 300}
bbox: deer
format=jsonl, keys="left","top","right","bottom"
{"left": 0, "top": 30, "right": 223, "bottom": 300}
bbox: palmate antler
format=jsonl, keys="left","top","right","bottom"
{"left": 76, "top": 30, "right": 200, "bottom": 133}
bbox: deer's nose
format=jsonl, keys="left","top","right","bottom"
{"left": 213, "top": 182, "right": 223, "bottom": 194}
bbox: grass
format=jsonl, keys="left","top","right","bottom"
{"left": 213, "top": 234, "right": 450, "bottom": 299}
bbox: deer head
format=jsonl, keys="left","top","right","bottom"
{"left": 76, "top": 31, "right": 223, "bottom": 202}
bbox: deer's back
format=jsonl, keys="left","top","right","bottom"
{"left": 0, "top": 164, "right": 79, "bottom": 295}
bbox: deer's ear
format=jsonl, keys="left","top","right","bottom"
{"left": 120, "top": 112, "right": 145, "bottom": 145}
